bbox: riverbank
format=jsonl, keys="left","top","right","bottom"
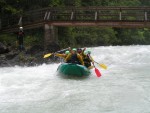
{"left": 0, "top": 42, "right": 60, "bottom": 67}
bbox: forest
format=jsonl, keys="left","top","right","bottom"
{"left": 0, "top": 0, "right": 150, "bottom": 48}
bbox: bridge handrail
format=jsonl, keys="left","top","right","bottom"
{"left": 1, "top": 6, "right": 150, "bottom": 33}
{"left": 24, "top": 6, "right": 150, "bottom": 16}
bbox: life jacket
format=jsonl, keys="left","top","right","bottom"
{"left": 18, "top": 31, "right": 24, "bottom": 37}
{"left": 83, "top": 55, "right": 91, "bottom": 68}
{"left": 69, "top": 53, "right": 81, "bottom": 64}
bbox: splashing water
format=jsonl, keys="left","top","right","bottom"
{"left": 0, "top": 45, "right": 150, "bottom": 113}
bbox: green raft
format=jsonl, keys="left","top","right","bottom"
{"left": 57, "top": 63, "right": 90, "bottom": 77}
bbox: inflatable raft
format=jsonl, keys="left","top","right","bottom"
{"left": 57, "top": 63, "right": 90, "bottom": 77}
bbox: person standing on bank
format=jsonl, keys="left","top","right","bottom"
{"left": 17, "top": 27, "right": 25, "bottom": 51}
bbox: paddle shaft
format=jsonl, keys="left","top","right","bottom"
{"left": 93, "top": 61, "right": 99, "bottom": 65}
{"left": 87, "top": 55, "right": 103, "bottom": 66}
{"left": 56, "top": 47, "right": 70, "bottom": 53}
{"left": 44, "top": 47, "right": 70, "bottom": 58}
{"left": 93, "top": 60, "right": 107, "bottom": 70}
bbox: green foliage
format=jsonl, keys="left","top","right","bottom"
{"left": 108, "top": 0, "right": 141, "bottom": 6}
{"left": 24, "top": 36, "right": 39, "bottom": 47}
{"left": 139, "top": 0, "right": 150, "bottom": 6}
{"left": 19, "top": 52, "right": 26, "bottom": 62}
{"left": 57, "top": 27, "right": 118, "bottom": 47}
{"left": 49, "top": 0, "right": 63, "bottom": 7}
{"left": 1, "top": 0, "right": 150, "bottom": 48}
{"left": 0, "top": 30, "right": 43, "bottom": 49}
{"left": 114, "top": 28, "right": 149, "bottom": 45}
{"left": 0, "top": 34, "right": 16, "bottom": 45}
{"left": 143, "top": 28, "right": 150, "bottom": 44}
{"left": 22, "top": 28, "right": 43, "bottom": 47}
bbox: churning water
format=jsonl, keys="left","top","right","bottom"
{"left": 0, "top": 45, "right": 150, "bottom": 113}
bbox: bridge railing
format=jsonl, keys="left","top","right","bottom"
{"left": 1, "top": 7, "right": 150, "bottom": 32}
{"left": 42, "top": 7, "right": 150, "bottom": 21}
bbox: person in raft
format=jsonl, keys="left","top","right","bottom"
{"left": 65, "top": 48, "right": 84, "bottom": 65}
{"left": 54, "top": 51, "right": 70, "bottom": 59}
{"left": 82, "top": 50, "right": 94, "bottom": 68}
{"left": 77, "top": 48, "right": 82, "bottom": 54}
{"left": 77, "top": 47, "right": 87, "bottom": 57}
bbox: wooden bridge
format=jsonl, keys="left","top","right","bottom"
{"left": 1, "top": 6, "right": 150, "bottom": 33}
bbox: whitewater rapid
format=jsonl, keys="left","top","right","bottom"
{"left": 0, "top": 45, "right": 150, "bottom": 113}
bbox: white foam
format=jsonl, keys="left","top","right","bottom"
{"left": 0, "top": 45, "right": 150, "bottom": 113}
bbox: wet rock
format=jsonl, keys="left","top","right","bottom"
{"left": 5, "top": 51, "right": 18, "bottom": 60}
{"left": 0, "top": 43, "right": 62, "bottom": 67}
{"left": 0, "top": 58, "right": 12, "bottom": 67}
{"left": 0, "top": 42, "right": 9, "bottom": 54}
{"left": 0, "top": 54, "right": 6, "bottom": 60}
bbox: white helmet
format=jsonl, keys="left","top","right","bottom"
{"left": 19, "top": 27, "right": 23, "bottom": 30}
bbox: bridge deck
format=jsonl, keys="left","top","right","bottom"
{"left": 0, "top": 7, "right": 150, "bottom": 33}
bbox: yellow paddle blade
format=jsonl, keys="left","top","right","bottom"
{"left": 99, "top": 64, "right": 107, "bottom": 70}
{"left": 43, "top": 53, "right": 52, "bottom": 58}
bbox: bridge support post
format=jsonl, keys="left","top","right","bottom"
{"left": 95, "top": 11, "right": 98, "bottom": 20}
{"left": 119, "top": 9, "right": 122, "bottom": 20}
{"left": 71, "top": 12, "right": 74, "bottom": 20}
{"left": 145, "top": 11, "right": 147, "bottom": 21}
{"left": 0, "top": 18, "right": 1, "bottom": 30}
{"left": 44, "top": 24, "right": 59, "bottom": 52}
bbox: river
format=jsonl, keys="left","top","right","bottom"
{"left": 0, "top": 45, "right": 150, "bottom": 113}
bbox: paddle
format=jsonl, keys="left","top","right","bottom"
{"left": 93, "top": 64, "right": 102, "bottom": 77}
{"left": 87, "top": 54, "right": 102, "bottom": 77}
{"left": 94, "top": 61, "right": 107, "bottom": 70}
{"left": 43, "top": 47, "right": 70, "bottom": 58}
{"left": 43, "top": 53, "right": 52, "bottom": 58}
